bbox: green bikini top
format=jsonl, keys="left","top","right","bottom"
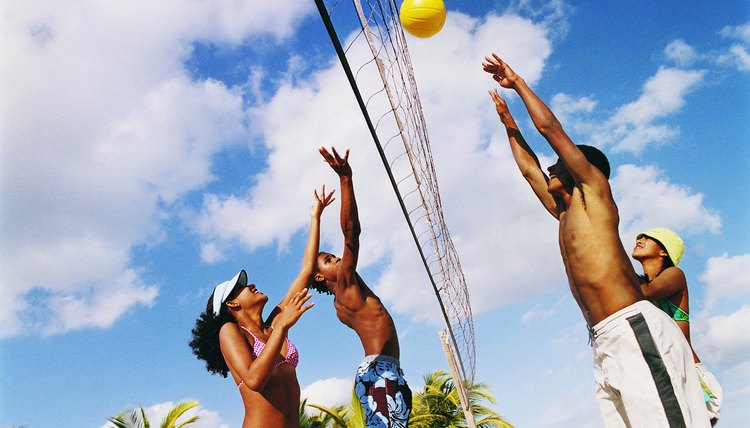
{"left": 659, "top": 298, "right": 689, "bottom": 322}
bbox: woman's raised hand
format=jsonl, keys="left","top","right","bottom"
{"left": 272, "top": 288, "right": 314, "bottom": 331}
{"left": 312, "top": 185, "right": 335, "bottom": 218}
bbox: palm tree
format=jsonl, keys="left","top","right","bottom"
{"left": 410, "top": 370, "right": 513, "bottom": 428}
{"left": 300, "top": 398, "right": 336, "bottom": 428}
{"left": 305, "top": 389, "right": 366, "bottom": 428}
{"left": 107, "top": 400, "right": 199, "bottom": 428}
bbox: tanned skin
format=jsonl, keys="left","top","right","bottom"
{"left": 484, "top": 54, "right": 643, "bottom": 326}
{"left": 315, "top": 146, "right": 400, "bottom": 358}
{"left": 632, "top": 235, "right": 699, "bottom": 362}
{"left": 218, "top": 187, "right": 333, "bottom": 428}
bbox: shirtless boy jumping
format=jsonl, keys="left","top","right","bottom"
{"left": 483, "top": 53, "right": 708, "bottom": 427}
{"left": 312, "top": 146, "right": 411, "bottom": 428}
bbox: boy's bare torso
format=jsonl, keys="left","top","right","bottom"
{"left": 334, "top": 274, "right": 400, "bottom": 358}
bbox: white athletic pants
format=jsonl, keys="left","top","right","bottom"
{"left": 591, "top": 301, "right": 710, "bottom": 428}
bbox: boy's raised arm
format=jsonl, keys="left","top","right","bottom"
{"left": 319, "top": 146, "right": 360, "bottom": 288}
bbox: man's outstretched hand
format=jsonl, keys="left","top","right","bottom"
{"left": 319, "top": 146, "right": 352, "bottom": 177}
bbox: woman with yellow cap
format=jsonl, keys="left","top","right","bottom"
{"left": 632, "top": 228, "right": 722, "bottom": 426}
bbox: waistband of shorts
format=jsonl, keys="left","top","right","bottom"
{"left": 360, "top": 354, "right": 400, "bottom": 367}
{"left": 591, "top": 300, "right": 654, "bottom": 335}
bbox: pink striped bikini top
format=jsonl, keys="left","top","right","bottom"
{"left": 239, "top": 325, "right": 299, "bottom": 368}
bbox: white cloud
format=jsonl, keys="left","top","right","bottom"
{"left": 720, "top": 44, "right": 750, "bottom": 71}
{"left": 720, "top": 22, "right": 750, "bottom": 44}
{"left": 698, "top": 306, "right": 750, "bottom": 369}
{"left": 44, "top": 270, "right": 158, "bottom": 335}
{"left": 522, "top": 297, "right": 567, "bottom": 323}
{"left": 607, "top": 67, "right": 705, "bottom": 153}
{"left": 699, "top": 253, "right": 750, "bottom": 308}
{"left": 664, "top": 39, "right": 699, "bottom": 67}
{"left": 507, "top": 0, "right": 573, "bottom": 40}
{"left": 549, "top": 93, "right": 597, "bottom": 127}
{"left": 554, "top": 65, "right": 706, "bottom": 155}
{"left": 301, "top": 377, "right": 354, "bottom": 410}
{"left": 718, "top": 23, "right": 750, "bottom": 71}
{"left": 616, "top": 67, "right": 702, "bottom": 124}
{"left": 0, "top": 1, "right": 314, "bottom": 336}
{"left": 612, "top": 163, "right": 721, "bottom": 243}
{"left": 200, "top": 242, "right": 227, "bottom": 264}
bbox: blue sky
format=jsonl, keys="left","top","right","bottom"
{"left": 1, "top": 1, "right": 749, "bottom": 427}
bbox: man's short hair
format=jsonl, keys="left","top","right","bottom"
{"left": 577, "top": 144, "right": 610, "bottom": 179}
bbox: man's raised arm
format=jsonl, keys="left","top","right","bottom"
{"left": 488, "top": 89, "right": 559, "bottom": 218}
{"left": 483, "top": 54, "right": 603, "bottom": 187}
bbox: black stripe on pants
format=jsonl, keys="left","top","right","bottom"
{"left": 627, "top": 313, "right": 687, "bottom": 428}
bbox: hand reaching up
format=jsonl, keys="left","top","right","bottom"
{"left": 319, "top": 146, "right": 352, "bottom": 177}
{"left": 272, "top": 288, "right": 314, "bottom": 332}
{"left": 312, "top": 185, "right": 335, "bottom": 219}
{"left": 482, "top": 53, "right": 520, "bottom": 89}
{"left": 488, "top": 89, "right": 515, "bottom": 126}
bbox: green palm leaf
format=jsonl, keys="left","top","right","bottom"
{"left": 410, "top": 370, "right": 514, "bottom": 428}
{"left": 106, "top": 400, "right": 200, "bottom": 428}
{"left": 160, "top": 399, "right": 199, "bottom": 428}
{"left": 307, "top": 403, "right": 349, "bottom": 427}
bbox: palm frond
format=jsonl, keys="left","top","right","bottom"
{"left": 347, "top": 388, "right": 367, "bottom": 428}
{"left": 160, "top": 400, "right": 199, "bottom": 428}
{"left": 106, "top": 416, "right": 128, "bottom": 428}
{"left": 138, "top": 406, "right": 149, "bottom": 428}
{"left": 174, "top": 416, "right": 200, "bottom": 428}
{"left": 307, "top": 403, "right": 349, "bottom": 427}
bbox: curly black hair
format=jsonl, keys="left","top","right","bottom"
{"left": 309, "top": 276, "right": 333, "bottom": 295}
{"left": 189, "top": 294, "right": 236, "bottom": 377}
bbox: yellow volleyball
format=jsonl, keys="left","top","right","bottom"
{"left": 399, "top": 0, "right": 446, "bottom": 38}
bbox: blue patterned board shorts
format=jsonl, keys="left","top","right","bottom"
{"left": 355, "top": 355, "right": 412, "bottom": 428}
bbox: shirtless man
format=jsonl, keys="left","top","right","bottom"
{"left": 312, "top": 146, "right": 411, "bottom": 428}
{"left": 483, "top": 53, "right": 708, "bottom": 427}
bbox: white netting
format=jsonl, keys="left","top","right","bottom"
{"left": 315, "top": 0, "right": 475, "bottom": 381}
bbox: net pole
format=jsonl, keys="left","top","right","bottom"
{"left": 440, "top": 329, "right": 478, "bottom": 428}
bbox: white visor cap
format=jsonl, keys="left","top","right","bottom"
{"left": 211, "top": 270, "right": 248, "bottom": 316}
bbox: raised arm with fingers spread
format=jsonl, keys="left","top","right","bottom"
{"left": 489, "top": 88, "right": 559, "bottom": 218}
{"left": 483, "top": 54, "right": 605, "bottom": 189}
{"left": 319, "top": 146, "right": 360, "bottom": 290}
{"left": 266, "top": 186, "right": 334, "bottom": 324}
{"left": 221, "top": 289, "right": 313, "bottom": 392}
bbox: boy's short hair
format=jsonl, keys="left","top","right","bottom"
{"left": 577, "top": 144, "right": 610, "bottom": 179}
{"left": 310, "top": 277, "right": 333, "bottom": 295}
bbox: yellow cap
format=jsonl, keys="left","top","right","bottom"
{"left": 637, "top": 228, "right": 684, "bottom": 267}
